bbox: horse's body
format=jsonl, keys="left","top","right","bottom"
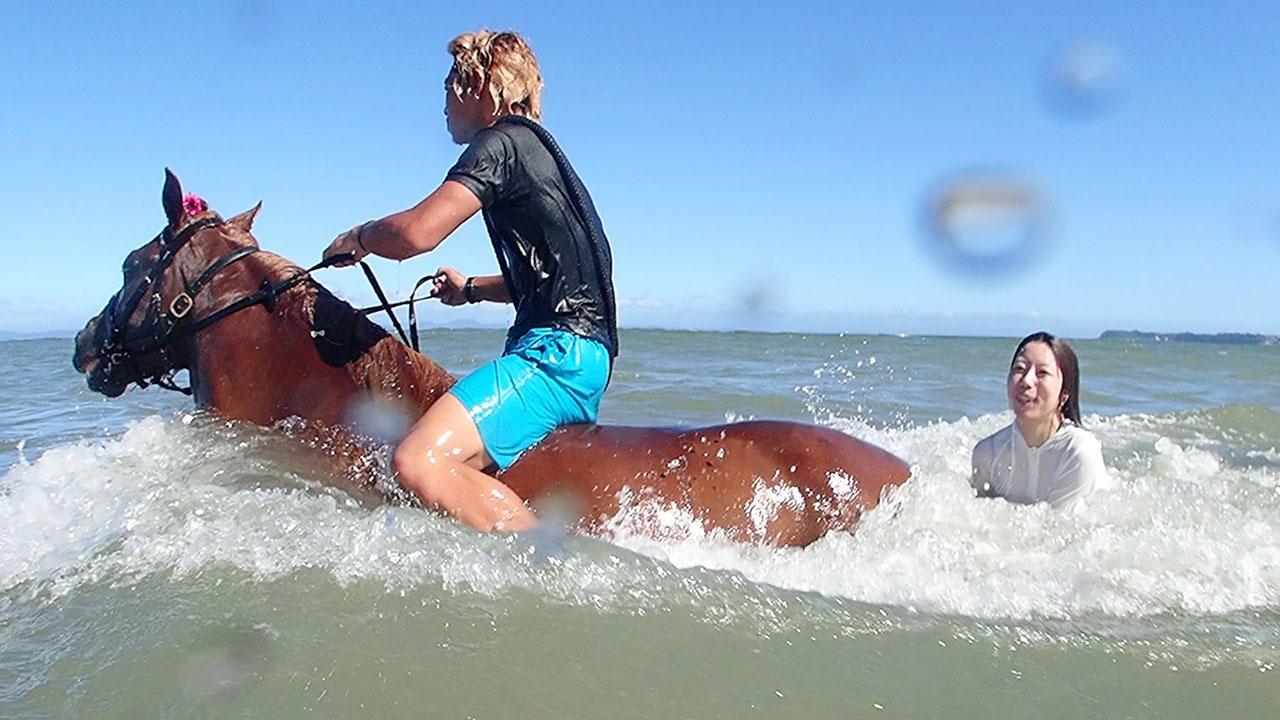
{"left": 74, "top": 172, "right": 910, "bottom": 546}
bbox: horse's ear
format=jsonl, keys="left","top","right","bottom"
{"left": 228, "top": 202, "right": 262, "bottom": 236}
{"left": 162, "top": 168, "right": 184, "bottom": 228}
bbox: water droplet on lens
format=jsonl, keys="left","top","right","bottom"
{"left": 228, "top": 0, "right": 279, "bottom": 43}
{"left": 522, "top": 491, "right": 582, "bottom": 562}
{"left": 178, "top": 623, "right": 275, "bottom": 701}
{"left": 921, "top": 172, "right": 1049, "bottom": 277}
{"left": 344, "top": 397, "right": 412, "bottom": 444}
{"left": 1040, "top": 40, "right": 1122, "bottom": 121}
{"left": 740, "top": 283, "right": 769, "bottom": 314}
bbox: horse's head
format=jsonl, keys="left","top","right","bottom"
{"left": 73, "top": 170, "right": 263, "bottom": 396}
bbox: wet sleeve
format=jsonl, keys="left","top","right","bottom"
{"left": 445, "top": 129, "right": 514, "bottom": 207}
{"left": 971, "top": 438, "right": 995, "bottom": 497}
{"left": 1046, "top": 432, "right": 1108, "bottom": 509}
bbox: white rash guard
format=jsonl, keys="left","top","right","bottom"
{"left": 971, "top": 422, "right": 1109, "bottom": 509}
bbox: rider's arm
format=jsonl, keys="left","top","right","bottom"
{"left": 363, "top": 180, "right": 482, "bottom": 258}
{"left": 324, "top": 180, "right": 481, "bottom": 264}
{"left": 432, "top": 269, "right": 512, "bottom": 305}
{"left": 469, "top": 275, "right": 511, "bottom": 303}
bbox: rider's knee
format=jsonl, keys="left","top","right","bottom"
{"left": 393, "top": 441, "right": 450, "bottom": 497}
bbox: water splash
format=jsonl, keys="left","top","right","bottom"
{"left": 3, "top": 408, "right": 1278, "bottom": 626}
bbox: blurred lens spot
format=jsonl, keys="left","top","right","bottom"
{"left": 228, "top": 1, "right": 279, "bottom": 43}
{"left": 733, "top": 276, "right": 786, "bottom": 331}
{"left": 522, "top": 491, "right": 583, "bottom": 562}
{"left": 344, "top": 397, "right": 412, "bottom": 445}
{"left": 1231, "top": 205, "right": 1280, "bottom": 248}
{"left": 1040, "top": 40, "right": 1122, "bottom": 121}
{"left": 739, "top": 281, "right": 771, "bottom": 315}
{"left": 178, "top": 623, "right": 275, "bottom": 701}
{"left": 921, "top": 172, "right": 1049, "bottom": 277}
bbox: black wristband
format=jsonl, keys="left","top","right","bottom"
{"left": 463, "top": 276, "right": 478, "bottom": 304}
{"left": 355, "top": 222, "right": 371, "bottom": 254}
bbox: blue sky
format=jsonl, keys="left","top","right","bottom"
{"left": 2, "top": 1, "right": 1277, "bottom": 338}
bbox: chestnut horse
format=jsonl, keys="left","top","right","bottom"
{"left": 73, "top": 171, "right": 910, "bottom": 546}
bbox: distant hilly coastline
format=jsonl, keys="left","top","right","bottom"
{"left": 0, "top": 329, "right": 75, "bottom": 341}
{"left": 1101, "top": 330, "right": 1279, "bottom": 346}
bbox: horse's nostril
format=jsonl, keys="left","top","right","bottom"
{"left": 73, "top": 314, "right": 109, "bottom": 373}
{"left": 73, "top": 329, "right": 93, "bottom": 372}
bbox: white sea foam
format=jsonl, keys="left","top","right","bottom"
{"left": 0, "top": 416, "right": 171, "bottom": 591}
{"left": 2, "top": 410, "right": 1278, "bottom": 624}
{"left": 608, "top": 411, "right": 1280, "bottom": 620}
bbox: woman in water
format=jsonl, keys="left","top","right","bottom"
{"left": 323, "top": 30, "right": 617, "bottom": 532}
{"left": 971, "top": 332, "right": 1108, "bottom": 509}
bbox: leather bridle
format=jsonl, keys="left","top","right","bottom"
{"left": 94, "top": 215, "right": 431, "bottom": 395}
{"left": 96, "top": 217, "right": 342, "bottom": 394}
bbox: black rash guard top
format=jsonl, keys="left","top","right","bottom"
{"left": 445, "top": 119, "right": 618, "bottom": 358}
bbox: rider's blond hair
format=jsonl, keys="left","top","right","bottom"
{"left": 447, "top": 30, "right": 543, "bottom": 121}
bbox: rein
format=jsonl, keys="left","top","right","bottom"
{"left": 354, "top": 263, "right": 436, "bottom": 354}
{"left": 157, "top": 252, "right": 354, "bottom": 350}
{"left": 181, "top": 251, "right": 434, "bottom": 354}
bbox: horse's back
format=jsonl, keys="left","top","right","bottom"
{"left": 499, "top": 420, "right": 910, "bottom": 545}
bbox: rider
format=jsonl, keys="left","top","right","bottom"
{"left": 323, "top": 30, "right": 617, "bottom": 532}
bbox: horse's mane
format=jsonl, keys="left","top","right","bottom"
{"left": 240, "top": 235, "right": 456, "bottom": 411}
{"left": 250, "top": 246, "right": 306, "bottom": 279}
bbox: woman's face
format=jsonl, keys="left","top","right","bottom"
{"left": 1007, "top": 340, "right": 1065, "bottom": 423}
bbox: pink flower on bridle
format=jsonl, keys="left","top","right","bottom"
{"left": 182, "top": 193, "right": 208, "bottom": 216}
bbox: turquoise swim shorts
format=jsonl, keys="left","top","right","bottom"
{"left": 449, "top": 327, "right": 610, "bottom": 469}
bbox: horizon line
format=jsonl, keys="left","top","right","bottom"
{"left": 8, "top": 326, "right": 1278, "bottom": 343}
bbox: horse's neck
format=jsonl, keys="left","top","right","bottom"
{"left": 190, "top": 253, "right": 455, "bottom": 426}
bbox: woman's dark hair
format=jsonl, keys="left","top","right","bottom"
{"left": 1011, "top": 331, "right": 1082, "bottom": 425}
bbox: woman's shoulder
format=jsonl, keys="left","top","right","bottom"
{"left": 976, "top": 423, "right": 1013, "bottom": 447}
{"left": 973, "top": 424, "right": 1013, "bottom": 458}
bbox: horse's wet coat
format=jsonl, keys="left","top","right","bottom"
{"left": 74, "top": 172, "right": 911, "bottom": 547}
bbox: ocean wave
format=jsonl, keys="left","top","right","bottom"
{"left": 2, "top": 409, "right": 1277, "bottom": 629}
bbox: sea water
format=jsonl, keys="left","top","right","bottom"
{"left": 2, "top": 331, "right": 1278, "bottom": 718}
